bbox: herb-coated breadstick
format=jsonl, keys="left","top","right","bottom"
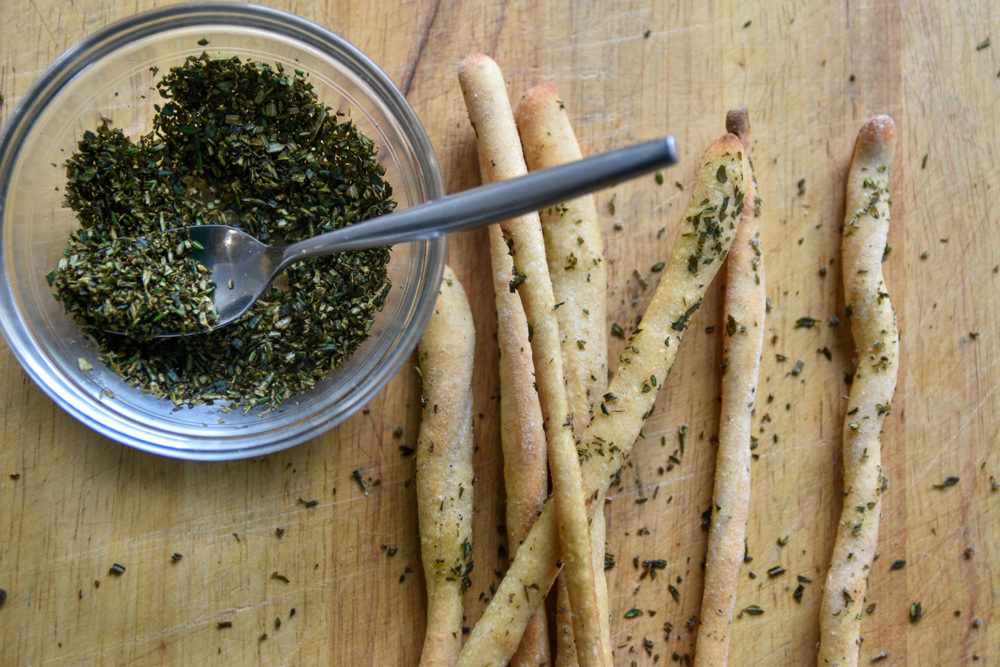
{"left": 516, "top": 82, "right": 611, "bottom": 667}
{"left": 818, "top": 115, "right": 899, "bottom": 667}
{"left": 459, "top": 134, "right": 749, "bottom": 666}
{"left": 458, "top": 53, "right": 608, "bottom": 667}
{"left": 416, "top": 266, "right": 476, "bottom": 667}
{"left": 694, "top": 109, "right": 765, "bottom": 666}
{"left": 485, "top": 219, "right": 551, "bottom": 667}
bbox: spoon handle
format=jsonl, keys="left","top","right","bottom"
{"left": 280, "top": 136, "right": 678, "bottom": 268}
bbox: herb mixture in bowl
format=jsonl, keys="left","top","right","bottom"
{"left": 48, "top": 54, "right": 396, "bottom": 409}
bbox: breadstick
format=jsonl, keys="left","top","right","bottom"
{"left": 516, "top": 83, "right": 611, "bottom": 667}
{"left": 486, "top": 220, "right": 551, "bottom": 667}
{"left": 818, "top": 116, "right": 899, "bottom": 667}
{"left": 458, "top": 53, "right": 607, "bottom": 667}
{"left": 416, "top": 266, "right": 476, "bottom": 667}
{"left": 694, "top": 109, "right": 765, "bottom": 666}
{"left": 459, "top": 133, "right": 750, "bottom": 666}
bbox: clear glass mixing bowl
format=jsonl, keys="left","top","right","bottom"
{"left": 0, "top": 3, "right": 446, "bottom": 460}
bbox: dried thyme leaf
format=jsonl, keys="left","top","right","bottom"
{"left": 932, "top": 476, "right": 959, "bottom": 489}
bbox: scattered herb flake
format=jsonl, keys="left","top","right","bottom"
{"left": 909, "top": 601, "right": 923, "bottom": 623}
{"left": 108, "top": 563, "right": 126, "bottom": 575}
{"left": 352, "top": 469, "right": 367, "bottom": 494}
{"left": 932, "top": 476, "right": 959, "bottom": 489}
{"left": 742, "top": 604, "right": 764, "bottom": 615}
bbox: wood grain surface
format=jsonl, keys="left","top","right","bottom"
{"left": 2, "top": 1, "right": 998, "bottom": 664}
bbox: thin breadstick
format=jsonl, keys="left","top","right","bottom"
{"left": 694, "top": 109, "right": 765, "bottom": 666}
{"left": 458, "top": 53, "right": 607, "bottom": 667}
{"left": 416, "top": 265, "right": 476, "bottom": 667}
{"left": 459, "top": 133, "right": 750, "bottom": 666}
{"left": 486, "top": 220, "right": 551, "bottom": 667}
{"left": 516, "top": 83, "right": 611, "bottom": 667}
{"left": 818, "top": 116, "right": 899, "bottom": 667}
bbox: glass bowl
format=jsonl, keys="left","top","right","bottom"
{"left": 0, "top": 3, "right": 445, "bottom": 460}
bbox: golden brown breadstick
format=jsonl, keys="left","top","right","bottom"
{"left": 516, "top": 82, "right": 610, "bottom": 667}
{"left": 486, "top": 220, "right": 551, "bottom": 667}
{"left": 458, "top": 53, "right": 607, "bottom": 667}
{"left": 694, "top": 109, "right": 765, "bottom": 666}
{"left": 416, "top": 266, "right": 476, "bottom": 667}
{"left": 818, "top": 116, "right": 899, "bottom": 667}
{"left": 458, "top": 133, "right": 750, "bottom": 666}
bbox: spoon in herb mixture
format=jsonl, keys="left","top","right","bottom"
{"left": 142, "top": 136, "right": 678, "bottom": 337}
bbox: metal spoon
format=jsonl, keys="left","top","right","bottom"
{"left": 156, "top": 136, "right": 677, "bottom": 337}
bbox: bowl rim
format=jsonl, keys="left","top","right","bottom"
{"left": 0, "top": 2, "right": 446, "bottom": 460}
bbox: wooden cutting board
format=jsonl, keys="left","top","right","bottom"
{"left": 1, "top": 1, "right": 998, "bottom": 664}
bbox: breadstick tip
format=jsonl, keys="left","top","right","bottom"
{"left": 724, "top": 108, "right": 750, "bottom": 146}
{"left": 712, "top": 132, "right": 744, "bottom": 156}
{"left": 516, "top": 83, "right": 563, "bottom": 128}
{"left": 853, "top": 115, "right": 897, "bottom": 161}
{"left": 458, "top": 53, "right": 501, "bottom": 79}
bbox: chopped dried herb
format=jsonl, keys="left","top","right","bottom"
{"left": 909, "top": 601, "right": 923, "bottom": 623}
{"left": 767, "top": 565, "right": 785, "bottom": 577}
{"left": 108, "top": 563, "right": 126, "bottom": 575}
{"left": 742, "top": 604, "right": 764, "bottom": 615}
{"left": 0, "top": 588, "right": 6, "bottom": 606}
{"left": 352, "top": 469, "right": 367, "bottom": 494}
{"left": 624, "top": 607, "right": 642, "bottom": 618}
{"left": 298, "top": 497, "right": 318, "bottom": 508}
{"left": 271, "top": 572, "right": 290, "bottom": 583}
{"left": 217, "top": 621, "right": 232, "bottom": 629}
{"left": 793, "top": 584, "right": 804, "bottom": 602}
{"left": 976, "top": 37, "right": 991, "bottom": 50}
{"left": 50, "top": 54, "right": 395, "bottom": 408}
{"left": 795, "top": 316, "right": 817, "bottom": 328}
{"left": 171, "top": 553, "right": 183, "bottom": 563}
{"left": 873, "top": 649, "right": 891, "bottom": 661}
{"left": 890, "top": 559, "right": 905, "bottom": 570}
{"left": 932, "top": 476, "right": 959, "bottom": 489}
{"left": 611, "top": 322, "right": 625, "bottom": 338}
